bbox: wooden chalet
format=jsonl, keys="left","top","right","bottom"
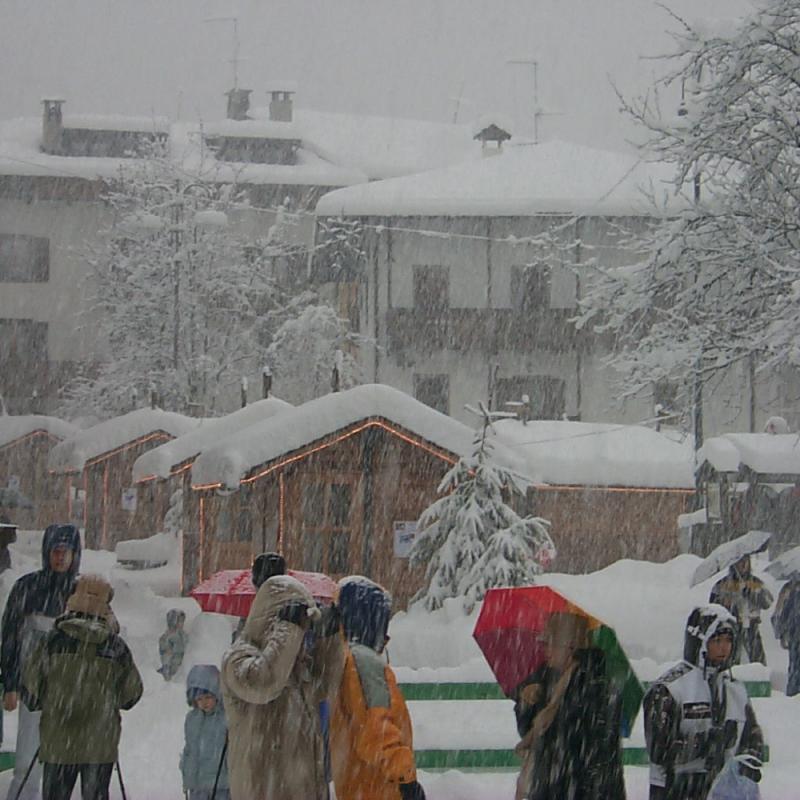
{"left": 186, "top": 384, "right": 527, "bottom": 608}
{"left": 48, "top": 408, "right": 198, "bottom": 549}
{"left": 492, "top": 419, "right": 696, "bottom": 572}
{"left": 0, "top": 416, "right": 76, "bottom": 528}
{"left": 694, "top": 431, "right": 800, "bottom": 558}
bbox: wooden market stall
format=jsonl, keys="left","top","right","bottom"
{"left": 694, "top": 431, "right": 800, "bottom": 558}
{"left": 48, "top": 408, "right": 199, "bottom": 549}
{"left": 0, "top": 415, "right": 76, "bottom": 528}
{"left": 186, "top": 384, "right": 527, "bottom": 608}
{"left": 492, "top": 419, "right": 695, "bottom": 572}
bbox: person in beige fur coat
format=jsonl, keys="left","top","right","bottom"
{"left": 221, "top": 574, "right": 344, "bottom": 800}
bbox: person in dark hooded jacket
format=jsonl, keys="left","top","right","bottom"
{"left": 181, "top": 664, "right": 229, "bottom": 800}
{"left": 644, "top": 604, "right": 765, "bottom": 800}
{"left": 158, "top": 609, "right": 188, "bottom": 680}
{"left": 1, "top": 523, "right": 81, "bottom": 800}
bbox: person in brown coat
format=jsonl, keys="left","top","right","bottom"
{"left": 220, "top": 575, "right": 344, "bottom": 800}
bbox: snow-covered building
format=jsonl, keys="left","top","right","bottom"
{"left": 693, "top": 431, "right": 800, "bottom": 558}
{"left": 0, "top": 414, "right": 76, "bottom": 528}
{"left": 48, "top": 408, "right": 199, "bottom": 549}
{"left": 0, "top": 89, "right": 495, "bottom": 414}
{"left": 491, "top": 419, "right": 695, "bottom": 571}
{"left": 186, "top": 384, "right": 528, "bottom": 607}
{"left": 313, "top": 140, "right": 794, "bottom": 434}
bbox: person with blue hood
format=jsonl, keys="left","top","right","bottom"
{"left": 1, "top": 523, "right": 81, "bottom": 800}
{"left": 180, "top": 664, "right": 229, "bottom": 800}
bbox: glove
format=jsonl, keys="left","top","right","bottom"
{"left": 399, "top": 781, "right": 427, "bottom": 800}
{"left": 314, "top": 603, "right": 341, "bottom": 638}
{"left": 278, "top": 600, "right": 311, "bottom": 628}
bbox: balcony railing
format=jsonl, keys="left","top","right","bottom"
{"left": 385, "top": 307, "right": 585, "bottom": 354}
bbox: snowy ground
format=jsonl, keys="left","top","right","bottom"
{"left": 0, "top": 533, "right": 797, "bottom": 799}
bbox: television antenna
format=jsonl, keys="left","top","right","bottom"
{"left": 507, "top": 58, "right": 563, "bottom": 144}
{"left": 205, "top": 16, "right": 242, "bottom": 90}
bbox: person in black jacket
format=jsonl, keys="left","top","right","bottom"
{"left": 1, "top": 523, "right": 81, "bottom": 800}
{"left": 512, "top": 612, "right": 626, "bottom": 800}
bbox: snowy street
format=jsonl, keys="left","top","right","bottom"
{"left": 0, "top": 531, "right": 796, "bottom": 800}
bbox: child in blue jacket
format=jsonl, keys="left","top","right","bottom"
{"left": 180, "top": 664, "right": 229, "bottom": 800}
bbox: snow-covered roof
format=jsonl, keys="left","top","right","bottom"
{"left": 132, "top": 397, "right": 292, "bottom": 482}
{"left": 49, "top": 408, "right": 201, "bottom": 473}
{"left": 191, "top": 384, "right": 529, "bottom": 489}
{"left": 490, "top": 419, "right": 695, "bottom": 488}
{"left": 0, "top": 415, "right": 77, "bottom": 449}
{"left": 315, "top": 140, "right": 686, "bottom": 218}
{"left": 0, "top": 107, "right": 489, "bottom": 187}
{"left": 698, "top": 433, "right": 800, "bottom": 476}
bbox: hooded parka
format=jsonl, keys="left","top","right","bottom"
{"left": 330, "top": 578, "right": 418, "bottom": 800}
{"left": 221, "top": 575, "right": 344, "bottom": 800}
{"left": 181, "top": 664, "right": 229, "bottom": 792}
{"left": 644, "top": 604, "right": 765, "bottom": 800}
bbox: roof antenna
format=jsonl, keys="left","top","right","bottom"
{"left": 205, "top": 16, "right": 241, "bottom": 90}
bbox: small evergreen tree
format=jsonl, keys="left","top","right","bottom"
{"left": 411, "top": 404, "right": 555, "bottom": 611}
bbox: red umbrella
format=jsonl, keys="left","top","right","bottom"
{"left": 190, "top": 568, "right": 338, "bottom": 617}
{"left": 473, "top": 585, "right": 643, "bottom": 736}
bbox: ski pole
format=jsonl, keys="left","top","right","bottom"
{"left": 210, "top": 734, "right": 228, "bottom": 800}
{"left": 115, "top": 761, "right": 128, "bottom": 800}
{"left": 13, "top": 747, "right": 40, "bottom": 800}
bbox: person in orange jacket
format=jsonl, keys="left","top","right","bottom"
{"left": 330, "top": 577, "right": 426, "bottom": 800}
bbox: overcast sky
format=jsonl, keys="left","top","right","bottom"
{"left": 0, "top": 0, "right": 753, "bottom": 152}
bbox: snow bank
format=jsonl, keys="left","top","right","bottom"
{"left": 49, "top": 408, "right": 201, "bottom": 473}
{"left": 490, "top": 419, "right": 695, "bottom": 488}
{"left": 315, "top": 139, "right": 686, "bottom": 218}
{"left": 191, "top": 384, "right": 529, "bottom": 489}
{"left": 115, "top": 532, "right": 176, "bottom": 568}
{"left": 0, "top": 415, "right": 76, "bottom": 448}
{"left": 132, "top": 397, "right": 292, "bottom": 482}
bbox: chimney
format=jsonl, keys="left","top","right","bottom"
{"left": 267, "top": 88, "right": 295, "bottom": 122}
{"left": 226, "top": 88, "right": 252, "bottom": 121}
{"left": 41, "top": 98, "right": 65, "bottom": 155}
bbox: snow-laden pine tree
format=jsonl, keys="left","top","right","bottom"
{"left": 579, "top": 1, "right": 800, "bottom": 423}
{"left": 411, "top": 407, "right": 554, "bottom": 611}
{"left": 59, "top": 144, "right": 293, "bottom": 420}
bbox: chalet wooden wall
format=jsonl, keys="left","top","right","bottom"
{"left": 0, "top": 433, "right": 67, "bottom": 528}
{"left": 83, "top": 434, "right": 173, "bottom": 549}
{"left": 531, "top": 486, "right": 691, "bottom": 573}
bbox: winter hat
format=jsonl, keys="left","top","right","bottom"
{"left": 41, "top": 523, "right": 82, "bottom": 573}
{"left": 186, "top": 664, "right": 222, "bottom": 705}
{"left": 66, "top": 574, "right": 114, "bottom": 621}
{"left": 252, "top": 552, "right": 286, "bottom": 588}
{"left": 684, "top": 604, "right": 739, "bottom": 668}
{"left": 338, "top": 576, "right": 392, "bottom": 652}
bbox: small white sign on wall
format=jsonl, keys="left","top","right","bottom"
{"left": 121, "top": 488, "right": 138, "bottom": 512}
{"left": 393, "top": 520, "right": 418, "bottom": 558}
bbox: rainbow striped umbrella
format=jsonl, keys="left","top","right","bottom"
{"left": 474, "top": 585, "right": 644, "bottom": 736}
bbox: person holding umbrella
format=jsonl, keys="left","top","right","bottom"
{"left": 644, "top": 604, "right": 765, "bottom": 800}
{"left": 709, "top": 555, "right": 773, "bottom": 665}
{"left": 512, "top": 611, "right": 626, "bottom": 800}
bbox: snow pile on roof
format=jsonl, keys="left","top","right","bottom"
{"left": 49, "top": 408, "right": 201, "bottom": 473}
{"left": 62, "top": 114, "right": 169, "bottom": 133}
{"left": 0, "top": 415, "right": 77, "bottom": 449}
{"left": 203, "top": 118, "right": 301, "bottom": 140}
{"left": 132, "top": 397, "right": 292, "bottom": 482}
{"left": 698, "top": 433, "right": 800, "bottom": 475}
{"left": 490, "top": 419, "right": 695, "bottom": 488}
{"left": 315, "top": 139, "right": 686, "bottom": 217}
{"left": 191, "top": 384, "right": 528, "bottom": 489}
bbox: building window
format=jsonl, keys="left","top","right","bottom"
{"left": 511, "top": 264, "right": 549, "bottom": 312}
{"left": 413, "top": 266, "right": 449, "bottom": 315}
{"left": 414, "top": 374, "right": 450, "bottom": 415}
{"left": 0, "top": 234, "right": 50, "bottom": 282}
{"left": 494, "top": 375, "right": 566, "bottom": 419}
